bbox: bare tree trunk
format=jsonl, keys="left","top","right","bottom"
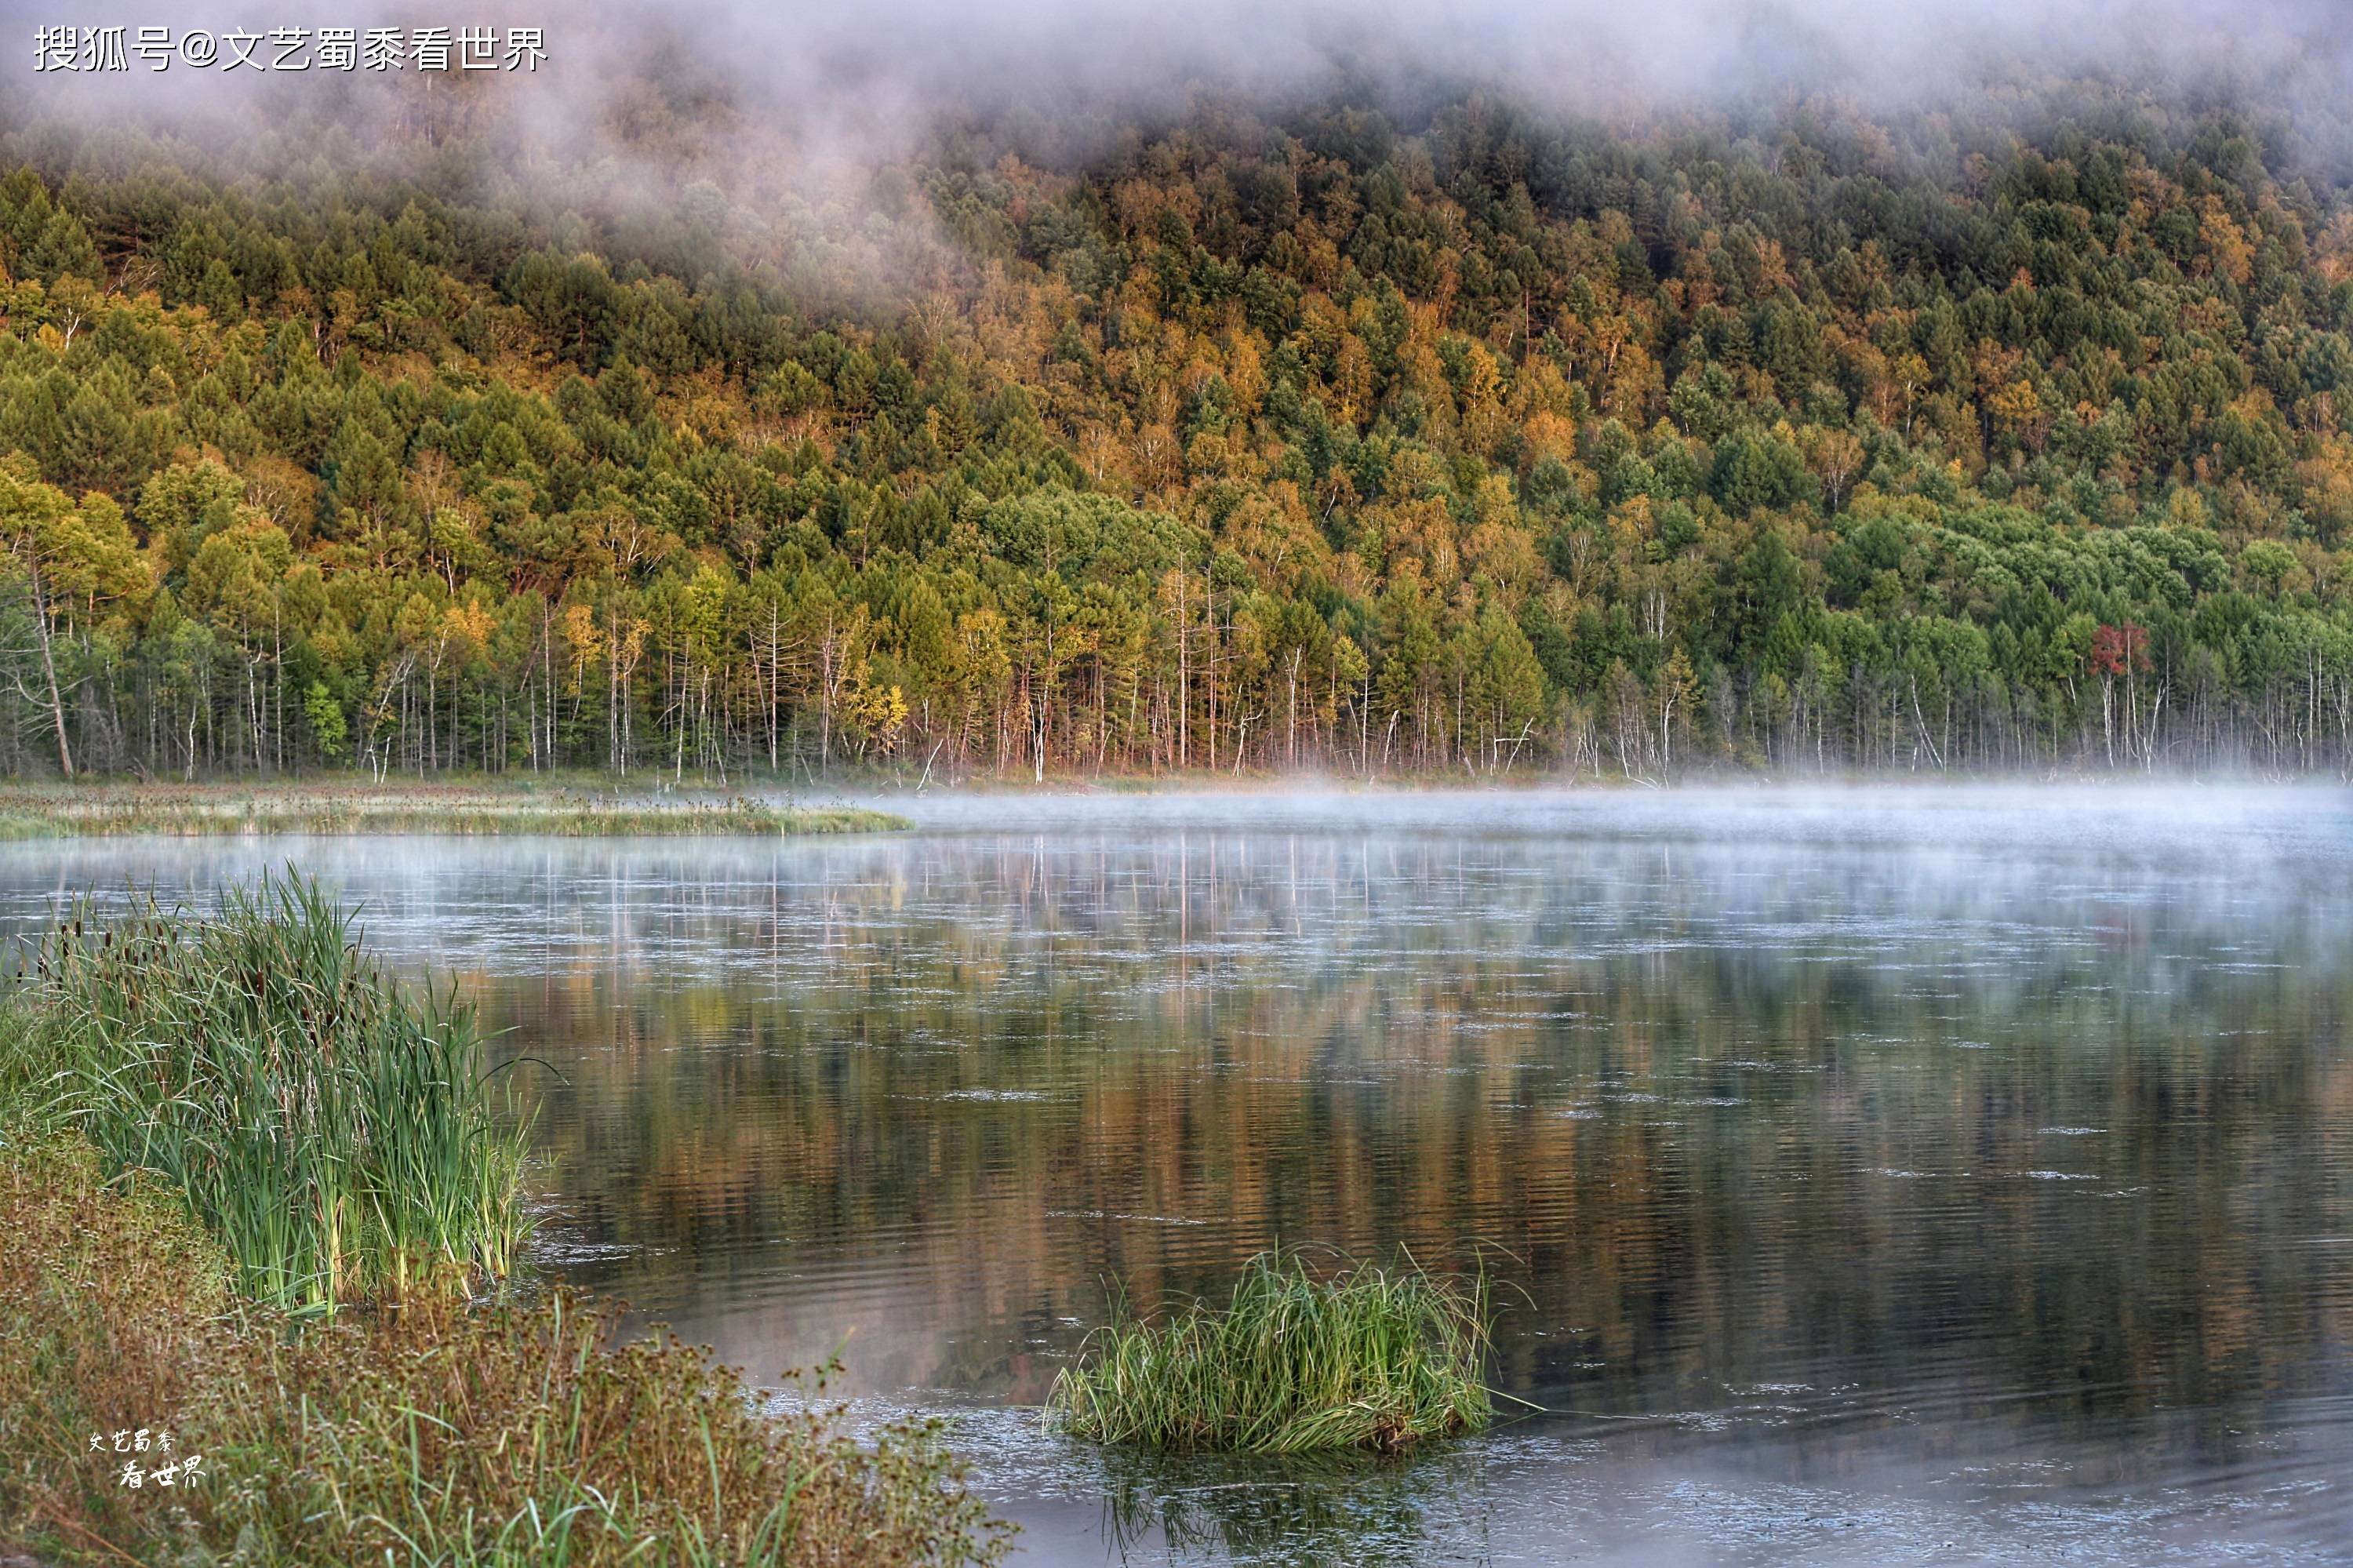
{"left": 1286, "top": 648, "right": 1300, "bottom": 770}
{"left": 28, "top": 569, "right": 73, "bottom": 777}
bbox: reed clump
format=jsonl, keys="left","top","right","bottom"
{"left": 1046, "top": 1250, "right": 1496, "bottom": 1453}
{"left": 4, "top": 872, "right": 531, "bottom": 1312}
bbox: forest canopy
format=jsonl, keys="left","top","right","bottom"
{"left": 1, "top": 52, "right": 2349, "bottom": 781}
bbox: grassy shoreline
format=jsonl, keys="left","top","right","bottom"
{"left": 0, "top": 783, "right": 907, "bottom": 839}
{"left": 0, "top": 882, "right": 1006, "bottom": 1567}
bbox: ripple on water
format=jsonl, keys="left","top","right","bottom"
{"left": 2, "top": 792, "right": 2348, "bottom": 1565}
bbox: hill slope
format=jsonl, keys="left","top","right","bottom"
{"left": 2, "top": 74, "right": 2348, "bottom": 780}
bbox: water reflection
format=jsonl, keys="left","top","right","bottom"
{"left": 1, "top": 788, "right": 2348, "bottom": 1563}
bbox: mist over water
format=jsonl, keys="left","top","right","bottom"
{"left": 2, "top": 785, "right": 2347, "bottom": 1563}
{"left": 860, "top": 779, "right": 2353, "bottom": 857}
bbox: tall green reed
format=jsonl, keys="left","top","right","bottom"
{"left": 6, "top": 871, "right": 532, "bottom": 1312}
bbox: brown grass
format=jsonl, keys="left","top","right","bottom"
{"left": 0, "top": 1133, "right": 1010, "bottom": 1567}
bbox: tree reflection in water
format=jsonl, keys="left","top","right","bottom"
{"left": 2, "top": 790, "right": 2348, "bottom": 1563}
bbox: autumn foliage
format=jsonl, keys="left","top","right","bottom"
{"left": 0, "top": 69, "right": 2348, "bottom": 780}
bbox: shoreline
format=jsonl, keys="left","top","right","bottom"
{"left": 0, "top": 774, "right": 2339, "bottom": 841}
{"left": 0, "top": 782, "right": 909, "bottom": 839}
{"left": 0, "top": 886, "right": 1009, "bottom": 1567}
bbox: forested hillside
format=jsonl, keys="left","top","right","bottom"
{"left": 2, "top": 70, "right": 2350, "bottom": 781}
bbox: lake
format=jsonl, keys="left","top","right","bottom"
{"left": 5, "top": 785, "right": 2349, "bottom": 1564}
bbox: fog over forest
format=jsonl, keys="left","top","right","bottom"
{"left": 0, "top": 0, "right": 2347, "bottom": 785}
{"left": 12, "top": 0, "right": 2353, "bottom": 170}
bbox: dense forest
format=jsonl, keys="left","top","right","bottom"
{"left": 2, "top": 64, "right": 2351, "bottom": 782}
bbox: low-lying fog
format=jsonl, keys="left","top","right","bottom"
{"left": 817, "top": 779, "right": 2351, "bottom": 860}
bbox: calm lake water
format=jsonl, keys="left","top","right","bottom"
{"left": 5, "top": 785, "right": 2351, "bottom": 1565}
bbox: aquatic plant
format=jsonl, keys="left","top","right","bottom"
{"left": 1046, "top": 1250, "right": 1496, "bottom": 1453}
{"left": 4, "top": 872, "right": 532, "bottom": 1312}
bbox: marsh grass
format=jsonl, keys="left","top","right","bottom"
{"left": 1046, "top": 1250, "right": 1496, "bottom": 1453}
{"left": 0, "top": 1133, "right": 1010, "bottom": 1567}
{"left": 0, "top": 886, "right": 1009, "bottom": 1564}
{"left": 5, "top": 873, "right": 531, "bottom": 1312}
{"left": 0, "top": 784, "right": 905, "bottom": 839}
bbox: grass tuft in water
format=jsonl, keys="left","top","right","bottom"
{"left": 3, "top": 871, "right": 532, "bottom": 1313}
{"left": 1046, "top": 1250, "right": 1495, "bottom": 1453}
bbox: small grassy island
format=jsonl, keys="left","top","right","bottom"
{"left": 0, "top": 879, "right": 1003, "bottom": 1568}
{"left": 1046, "top": 1250, "right": 1498, "bottom": 1453}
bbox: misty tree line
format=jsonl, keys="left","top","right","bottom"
{"left": 1, "top": 75, "right": 2351, "bottom": 783}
